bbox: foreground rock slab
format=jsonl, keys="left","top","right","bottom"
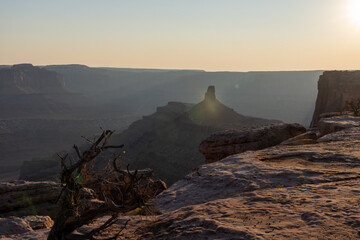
{"left": 317, "top": 115, "right": 360, "bottom": 136}
{"left": 143, "top": 179, "right": 360, "bottom": 240}
{"left": 199, "top": 123, "right": 306, "bottom": 164}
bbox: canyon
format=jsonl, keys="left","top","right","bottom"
{"left": 1, "top": 69, "right": 360, "bottom": 239}
{"left": 0, "top": 64, "right": 322, "bottom": 181}
{"left": 20, "top": 86, "right": 279, "bottom": 185}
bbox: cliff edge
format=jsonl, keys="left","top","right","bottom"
{"left": 311, "top": 70, "right": 360, "bottom": 127}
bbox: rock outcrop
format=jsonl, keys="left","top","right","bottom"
{"left": 199, "top": 123, "right": 306, "bottom": 163}
{"left": 185, "top": 86, "right": 280, "bottom": 129}
{"left": 204, "top": 85, "right": 216, "bottom": 101}
{"left": 0, "top": 181, "right": 60, "bottom": 218}
{"left": 311, "top": 70, "right": 360, "bottom": 127}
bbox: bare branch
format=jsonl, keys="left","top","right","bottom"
{"left": 73, "top": 145, "right": 82, "bottom": 159}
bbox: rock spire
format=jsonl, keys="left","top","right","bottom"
{"left": 204, "top": 85, "right": 216, "bottom": 101}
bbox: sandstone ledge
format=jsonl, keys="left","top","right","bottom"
{"left": 199, "top": 123, "right": 306, "bottom": 164}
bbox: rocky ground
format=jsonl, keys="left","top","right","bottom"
{"left": 2, "top": 115, "right": 360, "bottom": 239}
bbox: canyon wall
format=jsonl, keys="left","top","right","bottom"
{"left": 311, "top": 70, "right": 360, "bottom": 126}
{"left": 0, "top": 64, "right": 66, "bottom": 95}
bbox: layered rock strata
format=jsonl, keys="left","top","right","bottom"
{"left": 311, "top": 70, "right": 360, "bottom": 126}
{"left": 0, "top": 64, "right": 66, "bottom": 95}
{"left": 199, "top": 123, "right": 306, "bottom": 163}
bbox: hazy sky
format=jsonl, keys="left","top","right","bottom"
{"left": 1, "top": 0, "right": 360, "bottom": 71}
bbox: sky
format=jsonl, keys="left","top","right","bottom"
{"left": 1, "top": 0, "right": 360, "bottom": 71}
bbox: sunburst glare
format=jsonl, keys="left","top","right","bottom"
{"left": 348, "top": 0, "right": 360, "bottom": 26}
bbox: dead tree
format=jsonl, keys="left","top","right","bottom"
{"left": 47, "top": 130, "right": 145, "bottom": 240}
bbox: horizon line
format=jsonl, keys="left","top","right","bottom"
{"left": 3, "top": 62, "right": 360, "bottom": 73}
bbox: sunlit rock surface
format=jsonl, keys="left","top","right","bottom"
{"left": 317, "top": 115, "right": 360, "bottom": 136}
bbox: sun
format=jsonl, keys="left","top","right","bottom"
{"left": 348, "top": 0, "right": 360, "bottom": 26}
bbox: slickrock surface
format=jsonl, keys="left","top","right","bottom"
{"left": 0, "top": 181, "right": 60, "bottom": 218}
{"left": 311, "top": 70, "right": 360, "bottom": 127}
{"left": 146, "top": 126, "right": 360, "bottom": 239}
{"left": 199, "top": 123, "right": 306, "bottom": 163}
{"left": 317, "top": 115, "right": 360, "bottom": 136}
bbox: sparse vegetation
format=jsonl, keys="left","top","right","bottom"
{"left": 345, "top": 98, "right": 360, "bottom": 116}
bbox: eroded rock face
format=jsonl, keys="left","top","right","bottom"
{"left": 311, "top": 70, "right": 360, "bottom": 127}
{"left": 199, "top": 123, "right": 306, "bottom": 164}
{"left": 0, "top": 181, "right": 60, "bottom": 218}
{"left": 0, "top": 64, "right": 66, "bottom": 95}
